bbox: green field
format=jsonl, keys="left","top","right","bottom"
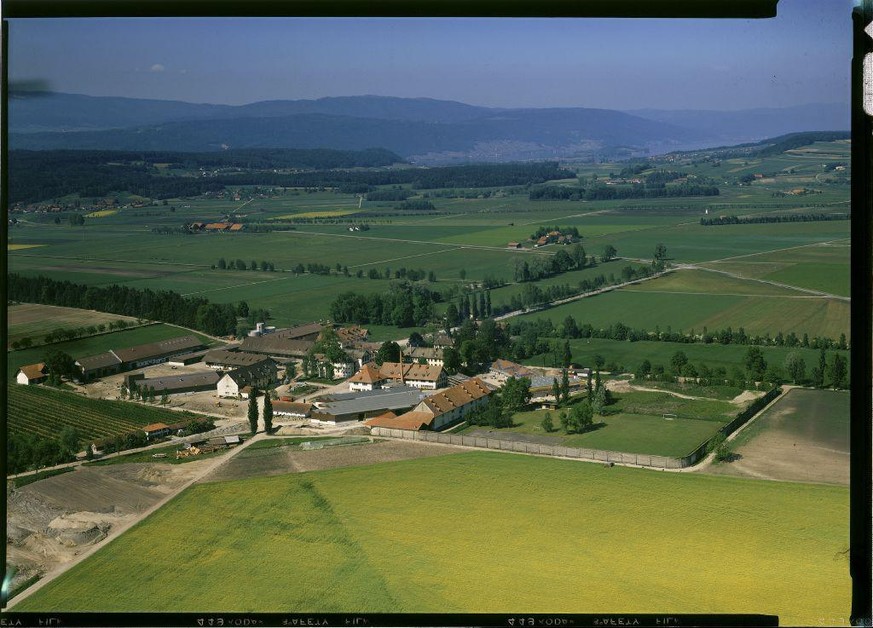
{"left": 6, "top": 384, "right": 205, "bottom": 442}
{"left": 7, "top": 142, "right": 851, "bottom": 335}
{"left": 517, "top": 271, "right": 850, "bottom": 341}
{"left": 459, "top": 390, "right": 736, "bottom": 457}
{"left": 6, "top": 323, "right": 222, "bottom": 380}
{"left": 13, "top": 452, "right": 849, "bottom": 625}
{"left": 523, "top": 337, "right": 849, "bottom": 382}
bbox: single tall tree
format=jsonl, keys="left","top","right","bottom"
{"left": 248, "top": 389, "right": 260, "bottom": 434}
{"left": 263, "top": 392, "right": 273, "bottom": 434}
{"left": 560, "top": 367, "right": 570, "bottom": 404}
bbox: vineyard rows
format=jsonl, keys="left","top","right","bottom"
{"left": 7, "top": 385, "right": 200, "bottom": 441}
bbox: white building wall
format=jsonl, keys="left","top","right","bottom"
{"left": 16, "top": 372, "right": 30, "bottom": 385}
{"left": 217, "top": 374, "right": 240, "bottom": 398}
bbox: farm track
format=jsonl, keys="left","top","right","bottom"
{"left": 6, "top": 431, "right": 267, "bottom": 609}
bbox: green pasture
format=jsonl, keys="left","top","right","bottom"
{"left": 6, "top": 323, "right": 221, "bottom": 380}
{"left": 628, "top": 268, "right": 809, "bottom": 296}
{"left": 13, "top": 452, "right": 849, "bottom": 625}
{"left": 517, "top": 277, "right": 850, "bottom": 340}
{"left": 522, "top": 337, "right": 849, "bottom": 383}
{"left": 700, "top": 242, "right": 850, "bottom": 297}
{"left": 460, "top": 390, "right": 735, "bottom": 457}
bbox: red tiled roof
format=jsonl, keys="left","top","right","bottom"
{"left": 18, "top": 363, "right": 46, "bottom": 380}
{"left": 366, "top": 411, "right": 434, "bottom": 430}
{"left": 143, "top": 423, "right": 170, "bottom": 433}
{"left": 349, "top": 363, "right": 384, "bottom": 384}
{"left": 422, "top": 377, "right": 491, "bottom": 418}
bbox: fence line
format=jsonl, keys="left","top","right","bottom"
{"left": 371, "top": 386, "right": 784, "bottom": 470}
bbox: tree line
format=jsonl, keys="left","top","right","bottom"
{"left": 529, "top": 183, "right": 719, "bottom": 201}
{"left": 700, "top": 213, "right": 850, "bottom": 226}
{"left": 7, "top": 273, "right": 241, "bottom": 337}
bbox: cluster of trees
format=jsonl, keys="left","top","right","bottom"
{"left": 444, "top": 290, "right": 493, "bottom": 325}
{"left": 8, "top": 273, "right": 240, "bottom": 337}
{"left": 7, "top": 428, "right": 82, "bottom": 474}
{"left": 700, "top": 213, "right": 850, "bottom": 226}
{"left": 466, "top": 376, "right": 532, "bottom": 428}
{"left": 514, "top": 243, "right": 591, "bottom": 282}
{"left": 248, "top": 388, "right": 278, "bottom": 434}
{"left": 329, "top": 282, "right": 440, "bottom": 328}
{"left": 529, "top": 183, "right": 718, "bottom": 202}
{"left": 530, "top": 225, "right": 580, "bottom": 239}
{"left": 397, "top": 199, "right": 436, "bottom": 210}
{"left": 633, "top": 347, "right": 848, "bottom": 390}
{"left": 217, "top": 258, "right": 276, "bottom": 271}
{"left": 366, "top": 188, "right": 413, "bottom": 202}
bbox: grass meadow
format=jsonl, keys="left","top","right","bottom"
{"left": 13, "top": 452, "right": 849, "bottom": 625}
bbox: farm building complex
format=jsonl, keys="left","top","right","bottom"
{"left": 75, "top": 335, "right": 205, "bottom": 380}
{"left": 366, "top": 378, "right": 492, "bottom": 431}
{"left": 348, "top": 362, "right": 446, "bottom": 391}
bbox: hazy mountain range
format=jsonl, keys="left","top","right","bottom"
{"left": 9, "top": 92, "right": 848, "bottom": 164}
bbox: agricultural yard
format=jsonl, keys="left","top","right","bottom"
{"left": 6, "top": 384, "right": 207, "bottom": 443}
{"left": 706, "top": 388, "right": 849, "bottom": 486}
{"left": 7, "top": 302, "right": 141, "bottom": 348}
{"left": 12, "top": 452, "right": 849, "bottom": 625}
{"left": 458, "top": 389, "right": 738, "bottom": 458}
{"left": 6, "top": 322, "right": 223, "bottom": 380}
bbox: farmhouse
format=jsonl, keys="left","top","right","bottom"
{"left": 402, "top": 346, "right": 444, "bottom": 367}
{"left": 143, "top": 423, "right": 172, "bottom": 440}
{"left": 16, "top": 363, "right": 48, "bottom": 385}
{"left": 125, "top": 371, "right": 222, "bottom": 395}
{"left": 366, "top": 377, "right": 492, "bottom": 431}
{"left": 113, "top": 335, "right": 204, "bottom": 369}
{"left": 76, "top": 351, "right": 123, "bottom": 380}
{"left": 348, "top": 363, "right": 386, "bottom": 391}
{"left": 167, "top": 350, "right": 208, "bottom": 366}
{"left": 275, "top": 322, "right": 326, "bottom": 342}
{"left": 489, "top": 359, "right": 534, "bottom": 381}
{"left": 239, "top": 335, "right": 314, "bottom": 359}
{"left": 336, "top": 325, "right": 369, "bottom": 347}
{"left": 507, "top": 242, "right": 521, "bottom": 249}
{"left": 347, "top": 361, "right": 446, "bottom": 391}
{"left": 76, "top": 335, "right": 205, "bottom": 380}
{"left": 204, "top": 348, "right": 275, "bottom": 370}
{"left": 272, "top": 401, "right": 313, "bottom": 419}
{"left": 429, "top": 331, "right": 453, "bottom": 348}
{"left": 217, "top": 362, "right": 278, "bottom": 398}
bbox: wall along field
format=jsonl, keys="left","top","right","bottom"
{"left": 14, "top": 452, "right": 849, "bottom": 625}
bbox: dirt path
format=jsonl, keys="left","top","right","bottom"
{"left": 6, "top": 432, "right": 266, "bottom": 609}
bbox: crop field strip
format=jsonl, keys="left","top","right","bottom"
{"left": 13, "top": 452, "right": 850, "bottom": 625}
{"left": 6, "top": 384, "right": 198, "bottom": 441}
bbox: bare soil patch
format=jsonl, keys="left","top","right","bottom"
{"left": 705, "top": 389, "right": 849, "bottom": 486}
{"left": 6, "top": 460, "right": 210, "bottom": 594}
{"left": 200, "top": 439, "right": 467, "bottom": 483}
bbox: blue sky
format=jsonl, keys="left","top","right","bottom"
{"left": 7, "top": 0, "right": 853, "bottom": 110}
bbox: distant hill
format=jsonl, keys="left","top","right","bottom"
{"left": 9, "top": 92, "right": 848, "bottom": 164}
{"left": 627, "top": 103, "right": 848, "bottom": 144}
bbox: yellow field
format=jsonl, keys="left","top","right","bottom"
{"left": 7, "top": 244, "right": 46, "bottom": 250}
{"left": 276, "top": 209, "right": 360, "bottom": 219}
{"left": 15, "top": 452, "right": 850, "bottom": 624}
{"left": 85, "top": 209, "right": 119, "bottom": 218}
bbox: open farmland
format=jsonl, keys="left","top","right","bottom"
{"left": 12, "top": 452, "right": 849, "bottom": 625}
{"left": 6, "top": 384, "right": 206, "bottom": 442}
{"left": 706, "top": 388, "right": 849, "bottom": 485}
{"left": 7, "top": 303, "right": 140, "bottom": 348}
{"left": 6, "top": 323, "right": 221, "bottom": 380}
{"left": 516, "top": 269, "right": 850, "bottom": 341}
{"left": 7, "top": 141, "right": 851, "bottom": 333}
